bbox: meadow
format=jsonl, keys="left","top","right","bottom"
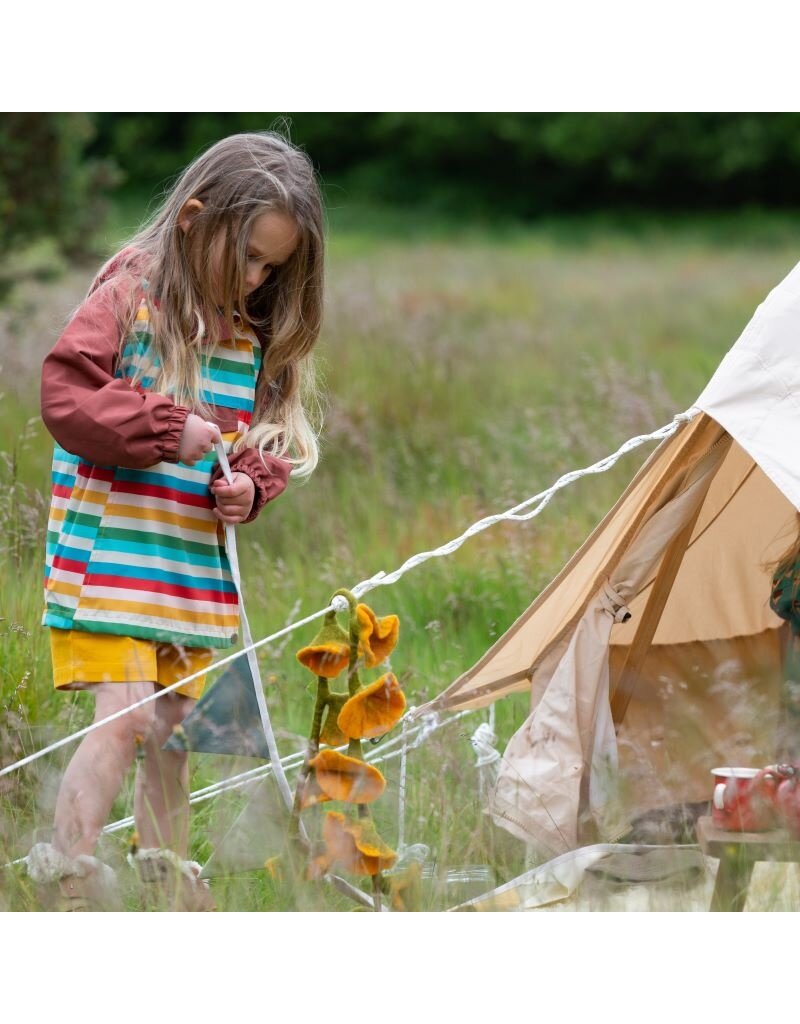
{"left": 2, "top": 204, "right": 800, "bottom": 910}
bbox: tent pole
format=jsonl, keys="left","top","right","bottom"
{"left": 609, "top": 444, "right": 728, "bottom": 729}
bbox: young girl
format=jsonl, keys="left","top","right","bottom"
{"left": 26, "top": 131, "right": 325, "bottom": 910}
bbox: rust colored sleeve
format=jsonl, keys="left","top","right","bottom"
{"left": 210, "top": 447, "right": 293, "bottom": 524}
{"left": 40, "top": 282, "right": 191, "bottom": 468}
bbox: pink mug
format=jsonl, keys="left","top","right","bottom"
{"left": 711, "top": 766, "right": 776, "bottom": 832}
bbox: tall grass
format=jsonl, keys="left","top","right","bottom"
{"left": 2, "top": 208, "right": 799, "bottom": 910}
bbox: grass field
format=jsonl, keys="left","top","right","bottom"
{"left": 2, "top": 204, "right": 800, "bottom": 910}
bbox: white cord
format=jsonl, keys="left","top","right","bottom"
{"left": 0, "top": 605, "right": 333, "bottom": 780}
{"left": 349, "top": 408, "right": 698, "bottom": 599}
{"left": 0, "top": 408, "right": 697, "bottom": 780}
{"left": 214, "top": 442, "right": 294, "bottom": 812}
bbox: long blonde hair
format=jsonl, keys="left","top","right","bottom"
{"left": 93, "top": 131, "right": 325, "bottom": 477}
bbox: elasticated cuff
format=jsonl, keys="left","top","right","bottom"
{"left": 159, "top": 405, "right": 192, "bottom": 463}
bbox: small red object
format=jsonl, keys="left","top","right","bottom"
{"left": 710, "top": 767, "right": 777, "bottom": 832}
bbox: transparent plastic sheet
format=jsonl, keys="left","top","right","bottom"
{"left": 612, "top": 630, "right": 785, "bottom": 825}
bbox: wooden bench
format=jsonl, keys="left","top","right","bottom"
{"left": 695, "top": 815, "right": 800, "bottom": 911}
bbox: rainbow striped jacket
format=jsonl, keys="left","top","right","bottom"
{"left": 42, "top": 288, "right": 278, "bottom": 650}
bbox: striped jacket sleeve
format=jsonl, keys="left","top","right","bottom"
{"left": 40, "top": 281, "right": 191, "bottom": 469}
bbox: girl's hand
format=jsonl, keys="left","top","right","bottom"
{"left": 210, "top": 472, "right": 256, "bottom": 524}
{"left": 179, "top": 414, "right": 221, "bottom": 465}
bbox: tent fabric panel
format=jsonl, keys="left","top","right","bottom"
{"left": 488, "top": 447, "right": 728, "bottom": 855}
{"left": 420, "top": 412, "right": 724, "bottom": 715}
{"left": 615, "top": 629, "right": 784, "bottom": 817}
{"left": 611, "top": 445, "right": 794, "bottom": 647}
{"left": 697, "top": 258, "right": 800, "bottom": 512}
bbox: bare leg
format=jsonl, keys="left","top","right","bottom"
{"left": 53, "top": 682, "right": 157, "bottom": 859}
{"left": 133, "top": 692, "right": 196, "bottom": 857}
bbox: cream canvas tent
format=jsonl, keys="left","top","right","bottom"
{"left": 413, "top": 259, "right": 800, "bottom": 860}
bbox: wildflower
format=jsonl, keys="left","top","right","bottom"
{"left": 337, "top": 672, "right": 406, "bottom": 740}
{"left": 308, "top": 749, "right": 386, "bottom": 804}
{"left": 264, "top": 856, "right": 284, "bottom": 881}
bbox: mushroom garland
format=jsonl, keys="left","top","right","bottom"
{"left": 291, "top": 588, "right": 405, "bottom": 907}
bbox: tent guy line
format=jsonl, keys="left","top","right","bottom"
{"left": 0, "top": 406, "right": 698, "bottom": 781}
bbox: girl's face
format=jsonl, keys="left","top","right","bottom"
{"left": 180, "top": 201, "right": 299, "bottom": 303}
{"left": 240, "top": 210, "right": 299, "bottom": 296}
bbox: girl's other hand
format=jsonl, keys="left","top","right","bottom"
{"left": 210, "top": 472, "right": 256, "bottom": 524}
{"left": 178, "top": 414, "right": 221, "bottom": 465}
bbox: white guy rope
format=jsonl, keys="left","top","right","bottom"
{"left": 0, "top": 407, "right": 698, "bottom": 780}
{"left": 349, "top": 407, "right": 698, "bottom": 600}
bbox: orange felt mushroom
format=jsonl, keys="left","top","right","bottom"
{"left": 296, "top": 610, "right": 351, "bottom": 679}
{"left": 337, "top": 672, "right": 406, "bottom": 740}
{"left": 351, "top": 817, "right": 397, "bottom": 862}
{"left": 320, "top": 811, "right": 397, "bottom": 876}
{"left": 296, "top": 642, "right": 350, "bottom": 679}
{"left": 308, "top": 749, "right": 386, "bottom": 804}
{"left": 356, "top": 604, "right": 399, "bottom": 668}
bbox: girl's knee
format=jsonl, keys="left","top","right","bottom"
{"left": 107, "top": 705, "right": 157, "bottom": 746}
{"left": 94, "top": 683, "right": 158, "bottom": 743}
{"left": 154, "top": 694, "right": 195, "bottom": 739}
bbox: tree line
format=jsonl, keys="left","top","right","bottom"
{"left": 4, "top": 112, "right": 800, "bottom": 261}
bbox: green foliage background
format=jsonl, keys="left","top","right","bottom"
{"left": 91, "top": 112, "right": 800, "bottom": 214}
{"left": 6, "top": 113, "right": 800, "bottom": 265}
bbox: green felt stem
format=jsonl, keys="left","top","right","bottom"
{"left": 290, "top": 676, "right": 329, "bottom": 830}
{"left": 310, "top": 677, "right": 330, "bottom": 745}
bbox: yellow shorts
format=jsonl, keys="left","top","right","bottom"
{"left": 49, "top": 630, "right": 213, "bottom": 700}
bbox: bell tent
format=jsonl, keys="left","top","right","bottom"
{"left": 414, "top": 259, "right": 800, "bottom": 860}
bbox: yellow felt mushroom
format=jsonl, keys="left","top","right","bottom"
{"left": 337, "top": 672, "right": 406, "bottom": 740}
{"left": 356, "top": 604, "right": 399, "bottom": 668}
{"left": 320, "top": 811, "right": 397, "bottom": 876}
{"left": 296, "top": 610, "right": 351, "bottom": 679}
{"left": 308, "top": 749, "right": 386, "bottom": 804}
